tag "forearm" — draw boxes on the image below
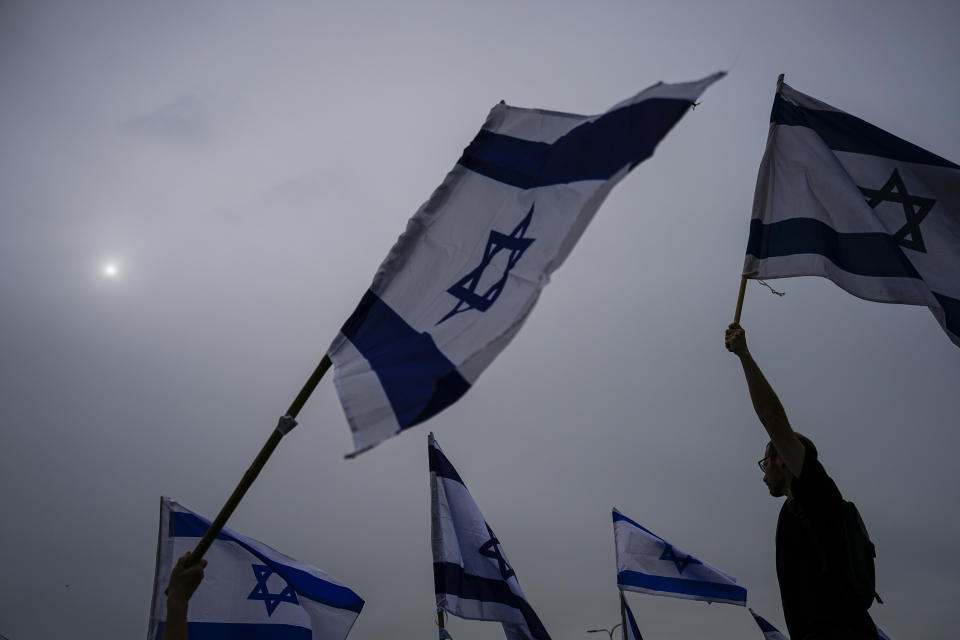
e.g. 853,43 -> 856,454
162,598 -> 189,640
738,352 -> 789,433
725,323 -> 805,474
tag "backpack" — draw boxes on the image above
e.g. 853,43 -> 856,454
788,498 -> 882,610
840,500 -> 882,610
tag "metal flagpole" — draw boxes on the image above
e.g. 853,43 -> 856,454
187,354 -> 333,564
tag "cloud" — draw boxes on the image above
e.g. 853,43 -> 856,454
121,93 -> 209,145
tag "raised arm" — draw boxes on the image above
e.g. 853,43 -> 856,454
163,551 -> 207,640
725,323 -> 805,476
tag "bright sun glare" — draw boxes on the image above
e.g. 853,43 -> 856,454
102,262 -> 119,278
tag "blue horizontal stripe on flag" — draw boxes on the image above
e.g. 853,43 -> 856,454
429,445 -> 465,486
617,570 -> 747,603
612,510 -> 663,542
156,622 -> 311,639
771,94 -> 959,170
746,218 -> 922,279
340,290 -> 470,431
458,97 -> 694,189
434,562 -> 551,640
933,292 -> 960,338
170,511 -> 232,541
169,511 -> 364,614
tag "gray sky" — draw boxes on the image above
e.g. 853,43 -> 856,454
1,1 -> 958,638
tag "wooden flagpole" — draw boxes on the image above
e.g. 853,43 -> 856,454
187,354 -> 333,564
733,274 -> 747,323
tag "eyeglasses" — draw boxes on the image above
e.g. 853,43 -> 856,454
758,455 -> 773,473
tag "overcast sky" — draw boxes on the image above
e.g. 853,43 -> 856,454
1,1 -> 958,639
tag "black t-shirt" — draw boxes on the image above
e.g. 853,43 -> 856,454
776,450 -> 878,639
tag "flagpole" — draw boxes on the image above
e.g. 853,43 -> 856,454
734,74 -> 784,326
187,354 -> 333,564
733,274 -> 747,323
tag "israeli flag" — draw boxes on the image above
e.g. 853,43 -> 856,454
745,80 -> 960,348
147,497 -> 364,640
748,608 -> 788,640
612,508 -> 746,605
622,596 -> 644,640
749,607 -> 892,640
430,434 -> 552,640
328,73 -> 725,456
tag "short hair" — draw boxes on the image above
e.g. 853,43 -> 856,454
768,433 -> 818,461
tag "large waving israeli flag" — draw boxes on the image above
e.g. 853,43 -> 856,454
147,497 -> 364,640
328,73 -> 725,456
430,434 -> 552,640
745,80 -> 960,348
748,608 -> 788,640
612,508 -> 746,605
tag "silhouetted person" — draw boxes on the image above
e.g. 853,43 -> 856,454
725,323 -> 878,639
163,551 -> 207,640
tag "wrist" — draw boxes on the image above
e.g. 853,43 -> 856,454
166,593 -> 190,610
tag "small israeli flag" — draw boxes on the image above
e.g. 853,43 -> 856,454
745,80 -> 960,348
147,497 -> 364,640
430,434 -> 552,640
328,73 -> 725,456
749,606 -> 890,639
612,508 -> 746,605
748,608 -> 788,640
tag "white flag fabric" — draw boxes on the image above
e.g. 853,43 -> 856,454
745,80 -> 960,348
430,434 -> 552,640
328,73 -> 725,456
749,608 -> 788,640
612,508 -> 746,605
147,497 -> 364,640
621,595 -> 644,640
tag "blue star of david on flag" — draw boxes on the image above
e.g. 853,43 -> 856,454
437,204 -> 535,324
478,522 -> 516,581
248,564 -> 300,616
659,543 -> 702,574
